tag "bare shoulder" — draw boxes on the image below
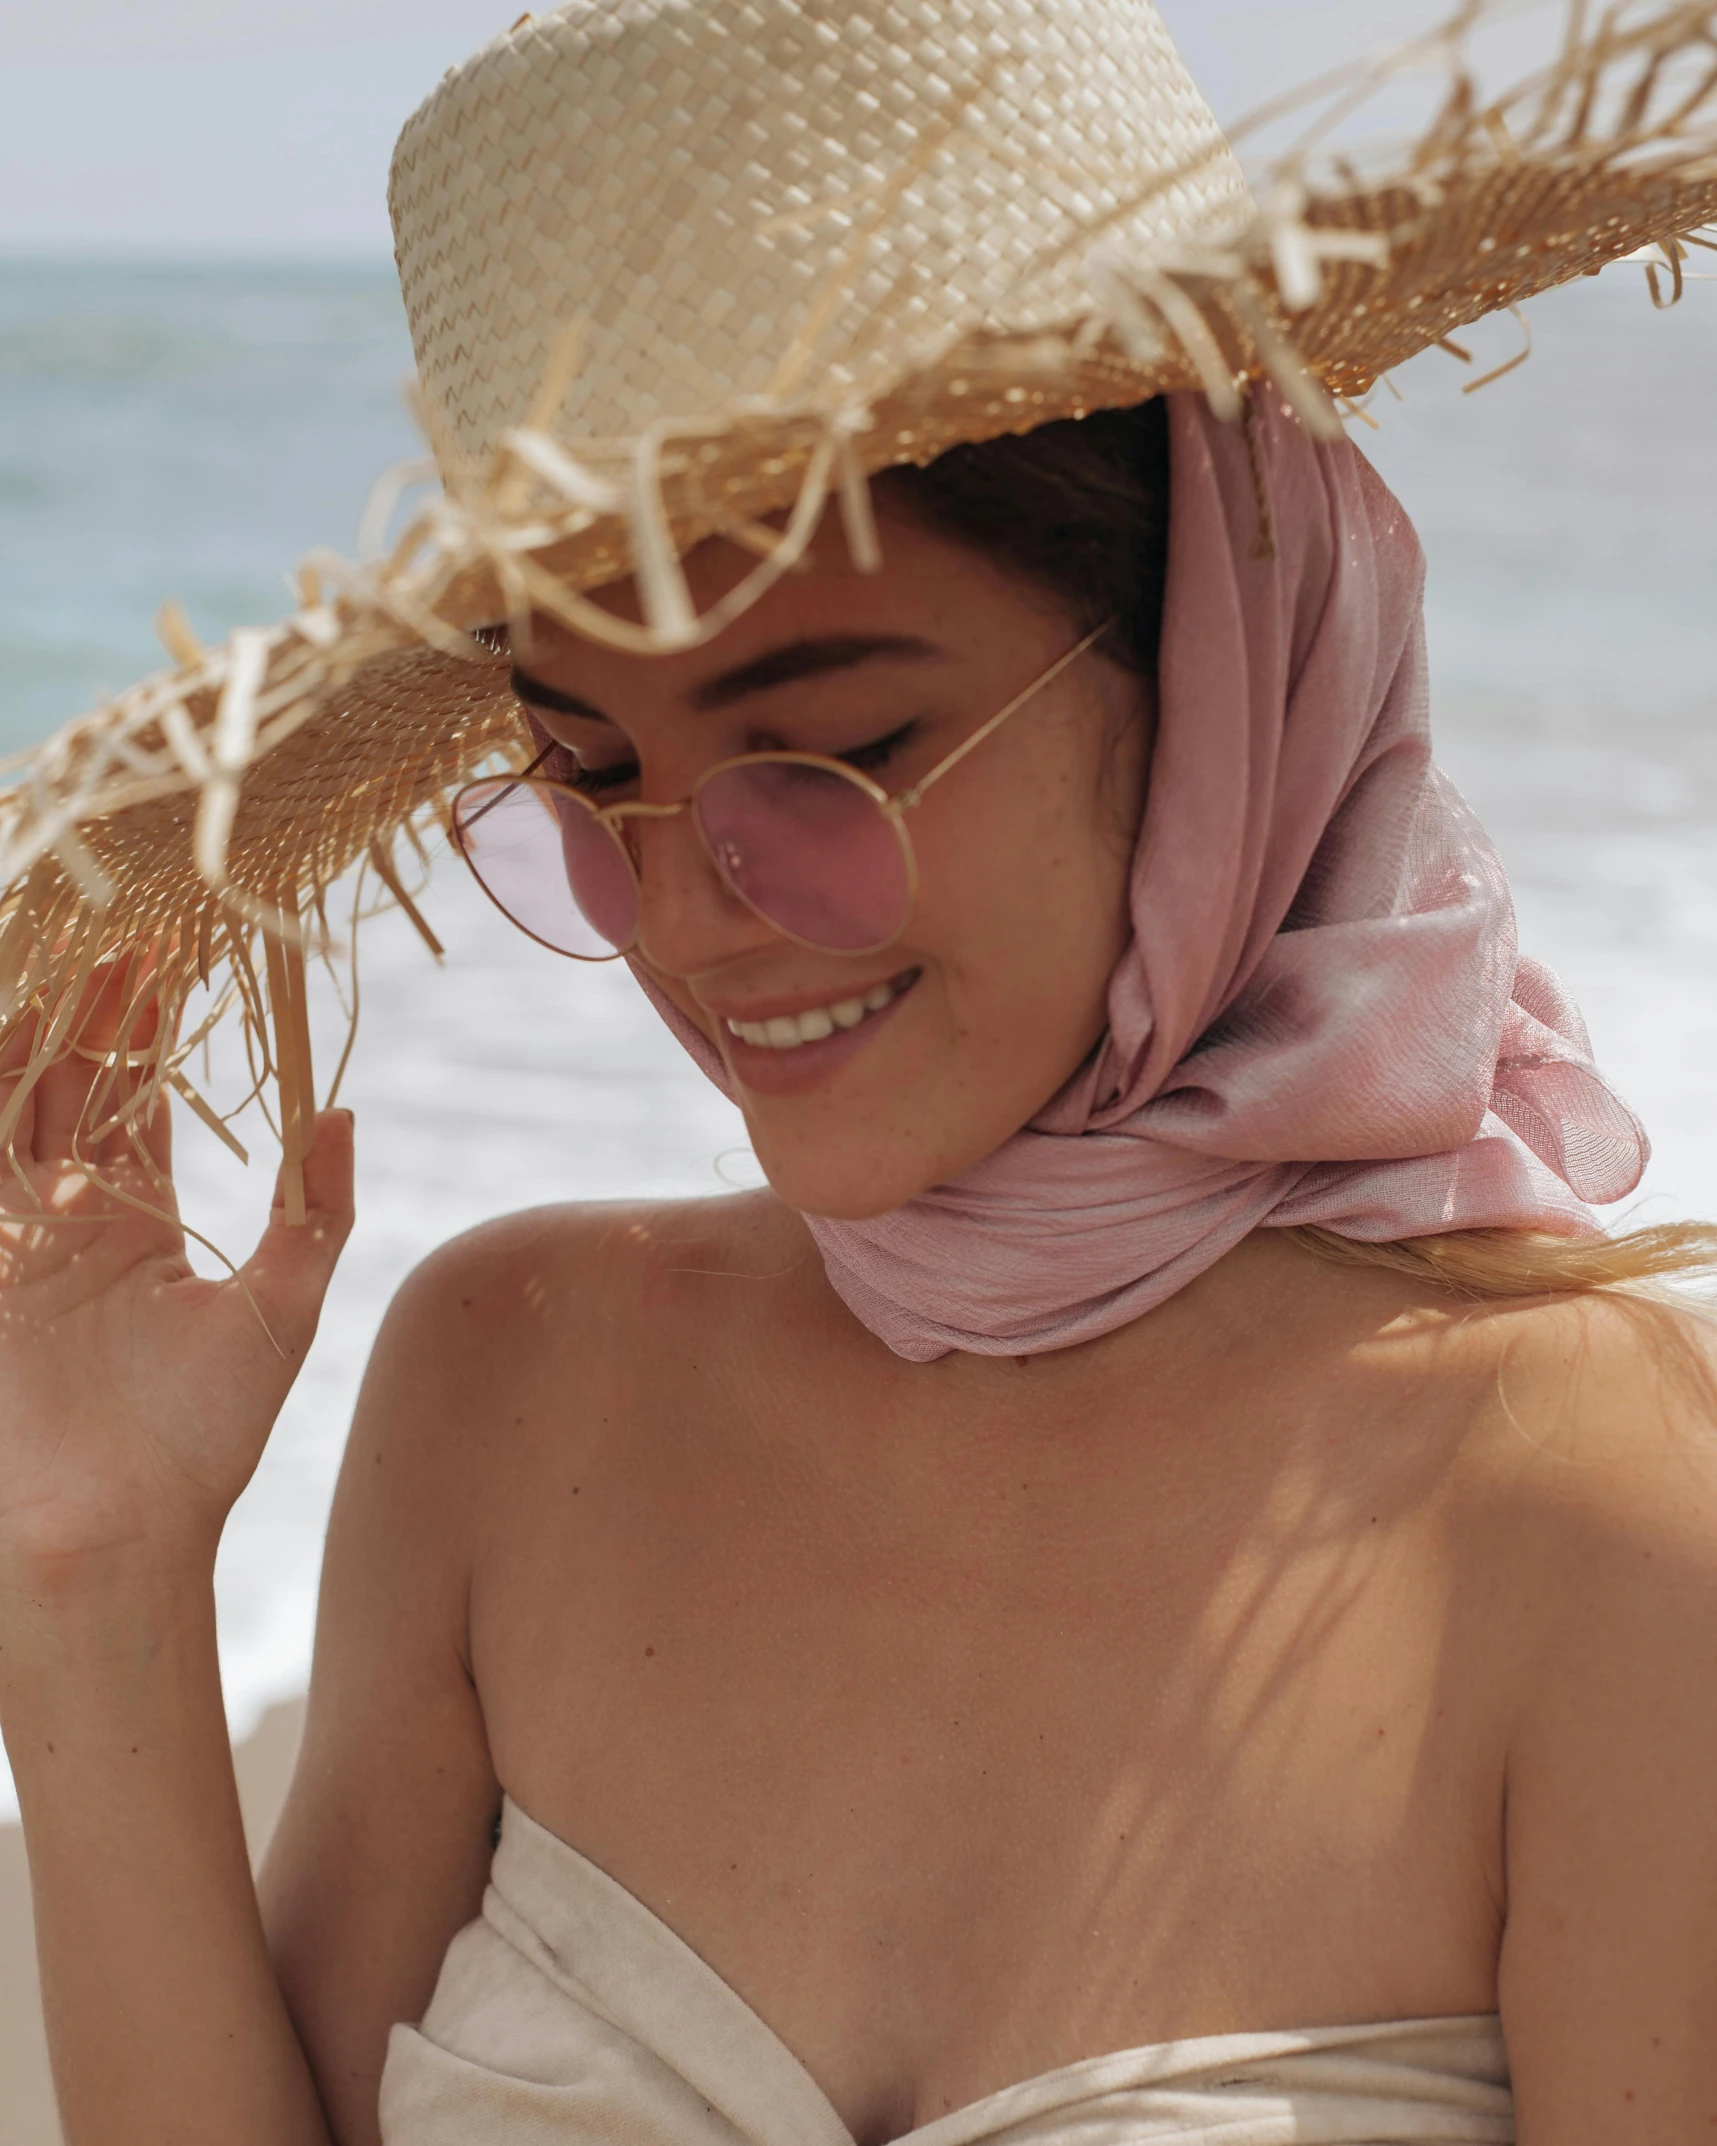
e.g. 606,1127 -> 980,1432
1294,1270 -> 1717,2131
400,1184 -> 814,1322
377,1187 -> 818,1415
325,1183 -> 822,1620
1441,1289 -> 1717,2139
1448,1285 -> 1717,1564
1434,1286 -> 1717,1710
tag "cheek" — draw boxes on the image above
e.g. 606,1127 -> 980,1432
728,728 -> 1142,1218
911,734 -> 1137,1046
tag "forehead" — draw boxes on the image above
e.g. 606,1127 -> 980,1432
513,488 -> 1030,703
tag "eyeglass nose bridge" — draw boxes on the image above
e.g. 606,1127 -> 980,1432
591,789 -> 748,934
589,793 -> 690,866
601,799 -> 688,824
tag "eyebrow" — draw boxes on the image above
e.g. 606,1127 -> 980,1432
510,634 -> 942,726
510,669 -> 611,723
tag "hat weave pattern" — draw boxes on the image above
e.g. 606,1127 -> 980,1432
389,0 -> 1251,489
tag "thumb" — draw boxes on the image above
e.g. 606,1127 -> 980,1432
238,1110 -> 357,1359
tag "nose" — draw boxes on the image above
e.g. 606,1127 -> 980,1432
628,803 -> 772,975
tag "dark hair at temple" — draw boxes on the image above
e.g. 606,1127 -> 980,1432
880,397 -> 1170,685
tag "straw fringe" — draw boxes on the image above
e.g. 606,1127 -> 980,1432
1,0 -> 1713,1223
367,836 -> 445,961
263,927 -> 314,1227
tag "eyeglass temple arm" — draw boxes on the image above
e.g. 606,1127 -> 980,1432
480,621 -> 1115,828
892,620 -> 1117,812
456,740 -> 561,835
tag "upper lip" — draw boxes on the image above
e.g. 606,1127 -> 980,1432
698,969 -> 917,1027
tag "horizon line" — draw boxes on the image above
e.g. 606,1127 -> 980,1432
0,242 -> 398,271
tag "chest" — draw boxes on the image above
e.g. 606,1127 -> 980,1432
467,1370 -> 1508,2140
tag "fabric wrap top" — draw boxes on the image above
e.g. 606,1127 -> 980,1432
379,1797 -> 1515,2145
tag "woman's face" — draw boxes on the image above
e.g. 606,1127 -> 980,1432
511,498 -> 1150,1219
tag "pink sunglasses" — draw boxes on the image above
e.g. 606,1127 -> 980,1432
451,622 -> 1111,961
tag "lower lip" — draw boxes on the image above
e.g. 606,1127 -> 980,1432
718,978 -> 916,1098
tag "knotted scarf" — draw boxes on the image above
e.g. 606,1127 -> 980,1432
636,391 -> 1647,1361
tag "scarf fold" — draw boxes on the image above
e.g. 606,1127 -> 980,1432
636,391 -> 1647,1362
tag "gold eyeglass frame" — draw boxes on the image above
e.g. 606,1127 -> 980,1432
452,619 -> 1113,962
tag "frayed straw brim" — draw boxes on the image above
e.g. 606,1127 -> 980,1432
2,0 -> 1715,1225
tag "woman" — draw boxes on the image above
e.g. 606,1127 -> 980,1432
3,3 -> 1716,2142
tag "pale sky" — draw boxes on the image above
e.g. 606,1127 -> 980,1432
0,0 -> 1479,256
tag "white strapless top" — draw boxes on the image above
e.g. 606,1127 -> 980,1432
379,1796 -> 1514,2145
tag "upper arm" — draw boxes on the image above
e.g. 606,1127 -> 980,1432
1496,1309 -> 1717,2141
256,1224 -> 527,2146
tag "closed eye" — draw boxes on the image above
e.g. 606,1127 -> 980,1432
522,720 -> 638,796
836,719 -> 921,776
532,719 -> 922,794
559,755 -> 640,797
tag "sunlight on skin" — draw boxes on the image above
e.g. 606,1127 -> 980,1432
46,1173 -> 92,1215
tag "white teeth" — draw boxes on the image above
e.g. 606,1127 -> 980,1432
725,974 -> 914,1052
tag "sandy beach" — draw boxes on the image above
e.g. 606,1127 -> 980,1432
0,1698 -> 306,2146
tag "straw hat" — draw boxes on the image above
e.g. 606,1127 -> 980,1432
3,0 -> 1714,1219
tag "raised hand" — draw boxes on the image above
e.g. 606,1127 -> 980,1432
0,963 -> 354,1587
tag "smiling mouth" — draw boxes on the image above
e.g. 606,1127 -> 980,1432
723,969 -> 920,1052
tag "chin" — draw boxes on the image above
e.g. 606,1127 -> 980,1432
745,1106 -> 1009,1220
740,1133 -> 933,1222
758,1164 -> 919,1224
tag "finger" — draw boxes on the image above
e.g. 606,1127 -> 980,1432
35,959 -> 163,1163
114,977 -> 184,1183
0,1003 -> 44,1169
26,1047 -> 102,1164
135,1078 -> 175,1184
0,1000 -> 42,1078
237,1110 -> 357,1362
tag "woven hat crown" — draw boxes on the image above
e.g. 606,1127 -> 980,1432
389,0 -> 1251,494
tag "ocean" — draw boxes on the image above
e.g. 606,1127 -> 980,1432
0,258 -> 1713,1814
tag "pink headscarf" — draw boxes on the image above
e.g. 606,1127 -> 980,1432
638,391 -> 1648,1362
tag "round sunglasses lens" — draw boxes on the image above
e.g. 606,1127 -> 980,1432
695,760 -> 911,952
453,778 -> 637,958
